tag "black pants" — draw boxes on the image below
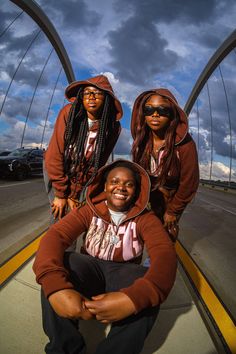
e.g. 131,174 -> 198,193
41,252 -> 159,354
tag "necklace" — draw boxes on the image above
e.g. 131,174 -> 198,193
110,233 -> 120,245
107,208 -> 126,245
106,226 -> 120,245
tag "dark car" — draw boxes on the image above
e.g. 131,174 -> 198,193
0,147 -> 44,180
0,150 -> 11,156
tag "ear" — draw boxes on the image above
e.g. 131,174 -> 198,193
104,183 -> 107,192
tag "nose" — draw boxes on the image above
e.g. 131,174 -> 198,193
116,183 -> 126,191
88,92 -> 96,98
152,110 -> 160,117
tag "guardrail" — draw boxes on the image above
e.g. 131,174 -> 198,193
200,179 -> 236,191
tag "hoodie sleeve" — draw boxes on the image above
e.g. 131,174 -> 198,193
120,212 -> 177,312
166,138 -> 199,216
44,104 -> 72,198
32,205 -> 92,297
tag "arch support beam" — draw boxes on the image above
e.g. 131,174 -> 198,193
185,30 -> 236,115
10,0 -> 75,83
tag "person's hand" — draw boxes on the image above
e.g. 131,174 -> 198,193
163,212 -> 179,239
51,197 -> 67,220
163,212 -> 177,228
48,289 -> 93,320
67,198 -> 79,211
84,292 -> 136,323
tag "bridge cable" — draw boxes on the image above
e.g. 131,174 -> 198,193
0,29 -> 41,117
218,65 -> 233,184
0,11 -> 24,39
20,47 -> 54,147
206,82 -> 214,181
40,67 -> 63,148
196,98 -> 200,156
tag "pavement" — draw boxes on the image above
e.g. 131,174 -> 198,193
0,259 -> 218,354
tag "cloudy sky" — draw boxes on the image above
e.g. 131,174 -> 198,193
0,0 -> 236,181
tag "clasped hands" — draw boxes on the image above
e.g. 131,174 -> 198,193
48,289 -> 136,324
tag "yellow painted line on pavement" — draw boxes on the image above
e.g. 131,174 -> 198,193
0,233 -> 45,287
176,240 -> 236,353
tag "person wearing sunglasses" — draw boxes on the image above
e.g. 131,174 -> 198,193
131,88 -> 199,243
44,75 -> 123,220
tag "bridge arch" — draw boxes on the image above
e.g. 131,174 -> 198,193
10,0 -> 75,83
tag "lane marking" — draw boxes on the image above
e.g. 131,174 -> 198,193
176,240 -> 236,353
197,196 -> 236,216
0,181 -> 31,188
0,233 -> 45,287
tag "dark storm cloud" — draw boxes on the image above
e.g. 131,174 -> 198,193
197,133 -> 209,163
200,79 -> 236,134
195,32 -> 223,49
1,94 -> 52,125
107,0 -> 220,85
113,0 -> 220,24
0,29 -> 42,54
3,61 -> 49,87
0,5 -> 20,34
213,133 -> 236,158
107,17 -> 179,85
37,0 -> 101,29
108,0 -> 235,85
194,77 -> 236,160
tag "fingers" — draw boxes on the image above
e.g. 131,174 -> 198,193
58,206 -> 64,219
91,294 -> 106,300
95,316 -> 111,323
51,203 -> 66,219
51,204 -> 59,219
51,205 -> 62,219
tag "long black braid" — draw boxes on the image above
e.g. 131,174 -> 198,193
83,94 -> 115,187
63,88 -> 116,196
64,87 -> 87,175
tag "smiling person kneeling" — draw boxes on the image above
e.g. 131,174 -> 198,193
33,160 -> 177,354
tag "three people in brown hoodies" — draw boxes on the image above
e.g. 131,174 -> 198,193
39,77 -> 198,353
44,75 -> 123,220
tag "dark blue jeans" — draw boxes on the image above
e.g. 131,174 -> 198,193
41,252 -> 159,354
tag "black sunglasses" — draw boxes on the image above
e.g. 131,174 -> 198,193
143,105 -> 173,118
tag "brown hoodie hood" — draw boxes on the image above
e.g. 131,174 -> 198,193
85,159 -> 151,222
65,74 -> 123,121
131,88 -> 188,144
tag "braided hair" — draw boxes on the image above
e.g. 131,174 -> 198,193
64,87 -> 116,194
132,93 -> 179,188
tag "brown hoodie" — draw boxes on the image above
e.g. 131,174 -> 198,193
33,160 -> 177,313
131,88 -> 199,218
44,75 -> 123,199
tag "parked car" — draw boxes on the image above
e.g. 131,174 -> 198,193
0,150 -> 11,156
0,147 -> 44,180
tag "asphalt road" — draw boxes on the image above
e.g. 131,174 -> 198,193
0,176 -> 50,263
179,185 -> 236,322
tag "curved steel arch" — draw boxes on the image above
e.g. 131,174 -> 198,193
10,0 -> 75,83
184,29 -> 236,115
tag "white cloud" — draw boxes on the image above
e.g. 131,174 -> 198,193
200,161 -> 235,181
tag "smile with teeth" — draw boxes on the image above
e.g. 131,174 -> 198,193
113,193 -> 127,200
